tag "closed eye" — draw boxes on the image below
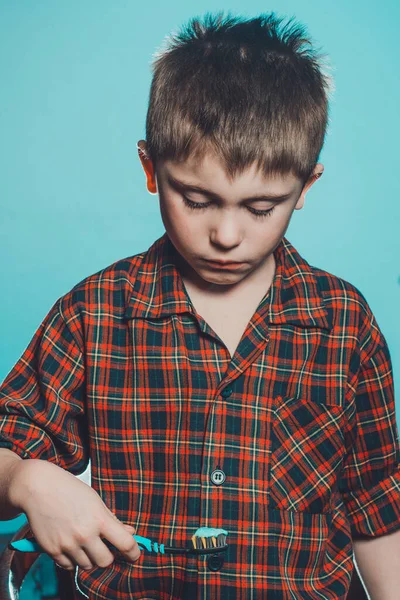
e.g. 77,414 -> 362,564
182,196 -> 276,219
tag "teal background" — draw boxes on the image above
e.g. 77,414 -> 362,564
0,1 -> 399,596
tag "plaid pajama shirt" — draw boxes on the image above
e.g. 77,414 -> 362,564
1,231 -> 400,599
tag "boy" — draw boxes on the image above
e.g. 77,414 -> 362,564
1,10 -> 400,600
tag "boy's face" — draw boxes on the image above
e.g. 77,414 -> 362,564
137,140 -> 323,293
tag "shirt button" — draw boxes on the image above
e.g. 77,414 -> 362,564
220,386 -> 233,398
210,469 -> 226,485
207,553 -> 224,571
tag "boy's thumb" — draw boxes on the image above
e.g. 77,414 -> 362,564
123,524 -> 136,533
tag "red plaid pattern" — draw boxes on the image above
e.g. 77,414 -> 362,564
1,232 -> 400,599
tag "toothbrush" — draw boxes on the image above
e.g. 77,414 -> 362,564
9,526 -> 229,556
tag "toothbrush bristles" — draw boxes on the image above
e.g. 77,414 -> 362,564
190,527 -> 228,552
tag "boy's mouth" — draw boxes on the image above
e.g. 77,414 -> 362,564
206,259 -> 243,265
204,259 -> 245,269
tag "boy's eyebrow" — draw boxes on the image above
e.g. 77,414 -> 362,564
166,174 -> 293,203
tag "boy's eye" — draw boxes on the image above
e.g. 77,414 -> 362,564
182,196 -> 276,219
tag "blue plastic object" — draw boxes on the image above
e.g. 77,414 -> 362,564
9,534 -> 165,554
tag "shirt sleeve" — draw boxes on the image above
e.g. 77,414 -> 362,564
0,297 -> 89,475
339,292 -> 400,539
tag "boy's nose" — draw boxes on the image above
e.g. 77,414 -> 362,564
210,227 -> 243,249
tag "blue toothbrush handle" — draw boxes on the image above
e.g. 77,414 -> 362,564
9,534 -> 164,554
9,537 -> 41,553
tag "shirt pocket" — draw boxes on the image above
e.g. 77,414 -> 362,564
268,395 -> 346,514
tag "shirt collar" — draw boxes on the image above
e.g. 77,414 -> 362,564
123,232 -> 332,331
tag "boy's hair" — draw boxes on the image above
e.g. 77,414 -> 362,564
145,11 -> 334,186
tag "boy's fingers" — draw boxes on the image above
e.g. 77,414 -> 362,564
103,520 -> 141,562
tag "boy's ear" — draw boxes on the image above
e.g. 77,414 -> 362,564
137,139 -> 158,195
294,163 -> 324,210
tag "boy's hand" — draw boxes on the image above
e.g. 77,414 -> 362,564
8,458 -> 141,571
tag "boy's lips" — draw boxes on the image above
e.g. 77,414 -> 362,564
205,259 -> 243,265
204,259 -> 245,270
